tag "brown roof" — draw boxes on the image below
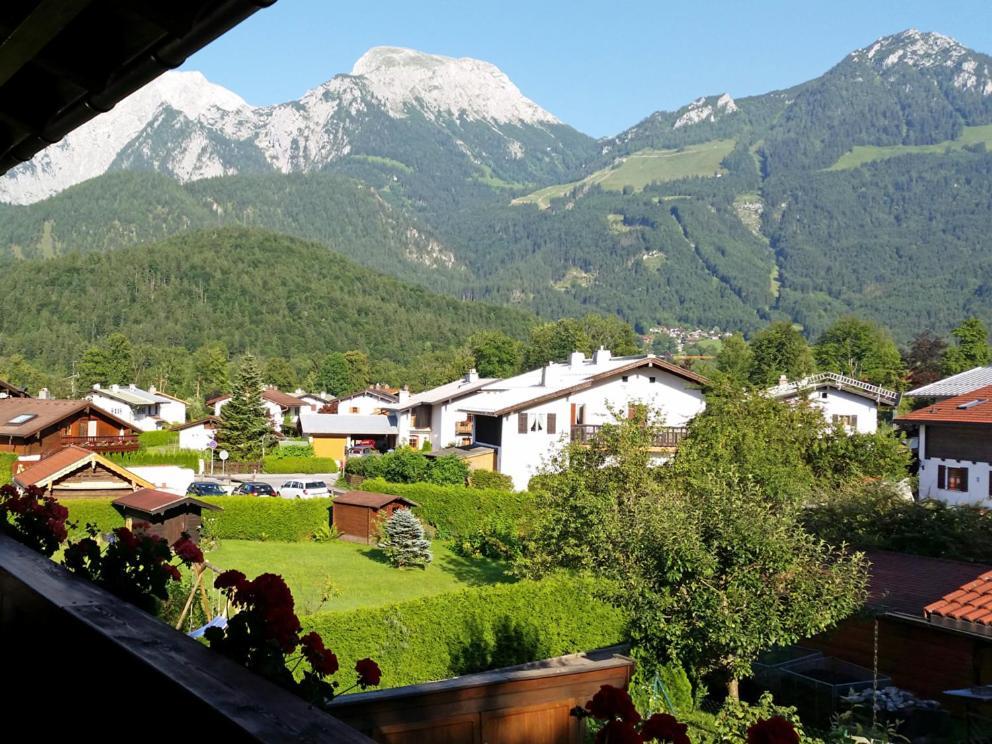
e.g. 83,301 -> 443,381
0,379 -> 30,398
207,389 -> 307,409
14,446 -> 153,489
866,550 -> 992,616
0,398 -> 133,439
334,491 -> 418,509
896,385 -> 992,425
112,488 -> 221,515
175,416 -> 219,431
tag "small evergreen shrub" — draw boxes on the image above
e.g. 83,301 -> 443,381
468,469 -> 514,491
138,429 -> 179,448
379,509 -> 433,568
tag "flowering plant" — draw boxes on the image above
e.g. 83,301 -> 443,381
0,483 -> 69,556
63,525 -> 200,613
206,570 -> 380,708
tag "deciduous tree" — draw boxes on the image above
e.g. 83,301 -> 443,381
814,316 -> 904,387
942,317 -> 991,375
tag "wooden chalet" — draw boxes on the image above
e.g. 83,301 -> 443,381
13,445 -> 152,499
112,488 -> 221,545
0,398 -> 139,455
332,491 -> 418,544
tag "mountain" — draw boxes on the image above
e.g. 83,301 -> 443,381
0,48 -> 596,205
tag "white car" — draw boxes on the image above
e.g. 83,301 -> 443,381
278,479 -> 329,499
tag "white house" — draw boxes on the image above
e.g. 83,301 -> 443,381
391,370 -> 496,449
208,387 -> 307,433
897,385 -> 992,505
176,416 -> 219,451
456,350 -> 708,490
766,372 -> 899,434
86,384 -> 187,432
330,387 -> 398,416
293,389 -> 332,412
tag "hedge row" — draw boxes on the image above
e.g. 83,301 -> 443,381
0,453 -> 15,485
262,456 -> 338,474
138,430 -> 179,448
200,496 -> 331,541
64,498 -> 123,537
303,575 -> 626,689
360,478 -> 535,539
109,451 -> 203,469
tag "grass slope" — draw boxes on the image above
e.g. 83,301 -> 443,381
827,124 -> 992,170
206,539 -> 513,614
513,139 -> 735,208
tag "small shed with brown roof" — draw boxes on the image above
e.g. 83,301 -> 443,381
332,491 -> 418,545
14,445 -> 153,499
112,488 -> 221,545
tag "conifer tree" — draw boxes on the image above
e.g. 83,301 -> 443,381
217,354 -> 276,461
379,509 -> 432,568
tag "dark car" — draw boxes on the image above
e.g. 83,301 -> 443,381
186,481 -> 228,496
231,482 -> 276,497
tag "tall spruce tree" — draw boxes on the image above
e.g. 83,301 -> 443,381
379,509 -> 433,568
217,354 -> 276,461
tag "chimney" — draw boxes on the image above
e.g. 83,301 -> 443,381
320,391 -> 327,400
778,374 -> 788,386
568,351 -> 585,369
129,384 -> 137,390
93,383 -> 101,390
37,387 -> 50,400
541,363 -> 559,387
148,385 -> 157,395
294,388 -> 305,396
592,347 -> 612,365
464,368 -> 479,383
110,384 -> 119,392
398,386 -> 410,404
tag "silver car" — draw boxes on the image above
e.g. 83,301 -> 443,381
278,479 -> 329,499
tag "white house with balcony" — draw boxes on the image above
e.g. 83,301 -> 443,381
456,349 -> 708,490
207,387 -> 307,433
766,372 -> 899,434
86,384 -> 187,432
330,387 -> 398,416
390,370 -> 497,450
896,385 -> 992,505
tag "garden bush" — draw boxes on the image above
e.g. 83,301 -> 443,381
109,450 -> 203,470
0,453 -> 15,485
200,496 -> 331,542
468,469 -> 514,491
360,477 -> 535,539
345,449 -> 469,485
267,443 -> 315,459
138,430 -> 179,448
262,456 -> 338,474
301,574 -> 626,688
452,514 -> 525,561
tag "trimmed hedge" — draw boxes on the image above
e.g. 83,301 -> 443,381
359,478 -> 535,539
109,451 -> 202,469
468,469 -> 514,491
0,453 -> 15,485
262,456 -> 338,474
302,575 -> 626,688
65,498 -> 123,537
138,430 -> 179,448
201,496 -> 331,542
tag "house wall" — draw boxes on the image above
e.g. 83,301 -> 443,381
179,424 -> 215,451
333,502 -> 373,544
87,391 -> 136,426
804,389 -> 879,433
918,424 -> 992,505
158,399 -> 186,426
312,435 -> 347,462
337,394 -> 391,416
1,411 -> 131,455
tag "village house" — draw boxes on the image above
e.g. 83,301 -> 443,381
0,398 -> 139,456
86,383 -> 187,431
766,372 -> 899,434
176,416 -> 219,451
896,385 -> 992,504
292,389 -> 332,411
298,412 -> 398,463
208,387 -> 307,433
13,445 -> 154,498
326,387 -> 398,415
390,369 -> 496,449
457,349 -> 708,490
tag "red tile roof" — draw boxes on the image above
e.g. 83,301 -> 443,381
924,570 -> 992,625
865,550 -> 992,616
334,491 -> 418,509
207,389 -> 306,409
896,384 -> 992,425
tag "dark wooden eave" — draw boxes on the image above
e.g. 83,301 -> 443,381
0,0 -> 275,175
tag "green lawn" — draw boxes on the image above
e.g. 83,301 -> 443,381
827,123 -> 992,170
205,539 -> 514,614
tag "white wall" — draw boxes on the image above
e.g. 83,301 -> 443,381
803,389 -> 878,434
179,423 -> 216,451
87,392 -> 136,427
129,466 -> 196,495
917,425 -> 992,505
337,394 -> 391,416
158,399 -> 186,426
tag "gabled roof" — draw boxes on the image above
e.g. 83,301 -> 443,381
458,354 -> 707,417
766,372 -> 899,407
90,384 -> 172,406
906,367 -> 992,398
112,488 -> 221,515
299,413 -> 397,436
895,385 -> 992,425
391,375 -> 497,411
335,388 -> 399,405
175,416 -> 219,431
0,379 -> 30,398
14,445 -> 153,489
0,398 -> 134,438
208,389 -> 307,409
333,491 -> 418,509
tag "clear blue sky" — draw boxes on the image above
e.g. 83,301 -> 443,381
184,0 -> 992,138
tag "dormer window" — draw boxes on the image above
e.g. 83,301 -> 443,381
7,413 -> 36,425
957,399 -> 986,409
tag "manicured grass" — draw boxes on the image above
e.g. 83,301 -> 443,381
205,539 -> 514,615
512,139 -> 736,208
828,123 -> 992,170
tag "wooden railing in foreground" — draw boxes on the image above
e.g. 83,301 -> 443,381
0,532 -> 371,742
329,645 -> 634,744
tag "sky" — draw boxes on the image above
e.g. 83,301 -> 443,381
184,0 -> 992,138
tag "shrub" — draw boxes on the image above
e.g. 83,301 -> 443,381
138,430 -> 179,448
262,456 -> 338,474
468,469 -> 514,491
379,509 -> 432,568
808,425 -> 910,485
360,478 -> 535,539
0,453 -> 16,485
200,496 -> 331,542
453,514 -> 525,561
109,450 -> 203,470
65,498 -> 123,538
267,444 -> 315,459
428,455 -> 471,485
300,574 -> 626,688
345,448 -> 469,485
712,692 -> 817,743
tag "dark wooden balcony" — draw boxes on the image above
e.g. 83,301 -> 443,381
60,434 -> 140,453
570,424 -> 689,449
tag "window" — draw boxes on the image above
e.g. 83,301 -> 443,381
832,414 -> 858,428
820,392 -> 829,399
349,406 -> 359,414
938,465 -> 969,492
621,375 -> 629,382
649,376 -> 657,384
519,412 -> 553,434
6,413 -> 36,425
529,414 -> 545,433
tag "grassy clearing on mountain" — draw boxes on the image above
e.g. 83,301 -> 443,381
512,139 -> 735,208
827,124 -> 992,170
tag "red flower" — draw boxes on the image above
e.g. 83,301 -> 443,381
172,534 -> 204,565
355,658 -> 382,688
164,564 -> 182,581
299,632 -> 340,676
596,719 -> 644,744
747,716 -> 799,744
641,713 -> 690,744
115,527 -> 139,550
586,685 -> 641,724
215,569 -> 248,593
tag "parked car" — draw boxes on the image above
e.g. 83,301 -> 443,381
279,479 -> 329,499
347,445 -> 375,457
231,482 -> 276,497
186,481 -> 228,496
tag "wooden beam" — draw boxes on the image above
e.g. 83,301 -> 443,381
0,0 -> 95,89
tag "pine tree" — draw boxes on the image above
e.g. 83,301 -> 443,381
217,354 -> 276,461
379,509 -> 432,568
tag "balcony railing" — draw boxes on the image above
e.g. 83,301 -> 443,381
570,424 -> 689,449
61,434 -> 140,453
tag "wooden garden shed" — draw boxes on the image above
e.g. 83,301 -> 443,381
332,491 -> 418,545
112,488 -> 221,545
